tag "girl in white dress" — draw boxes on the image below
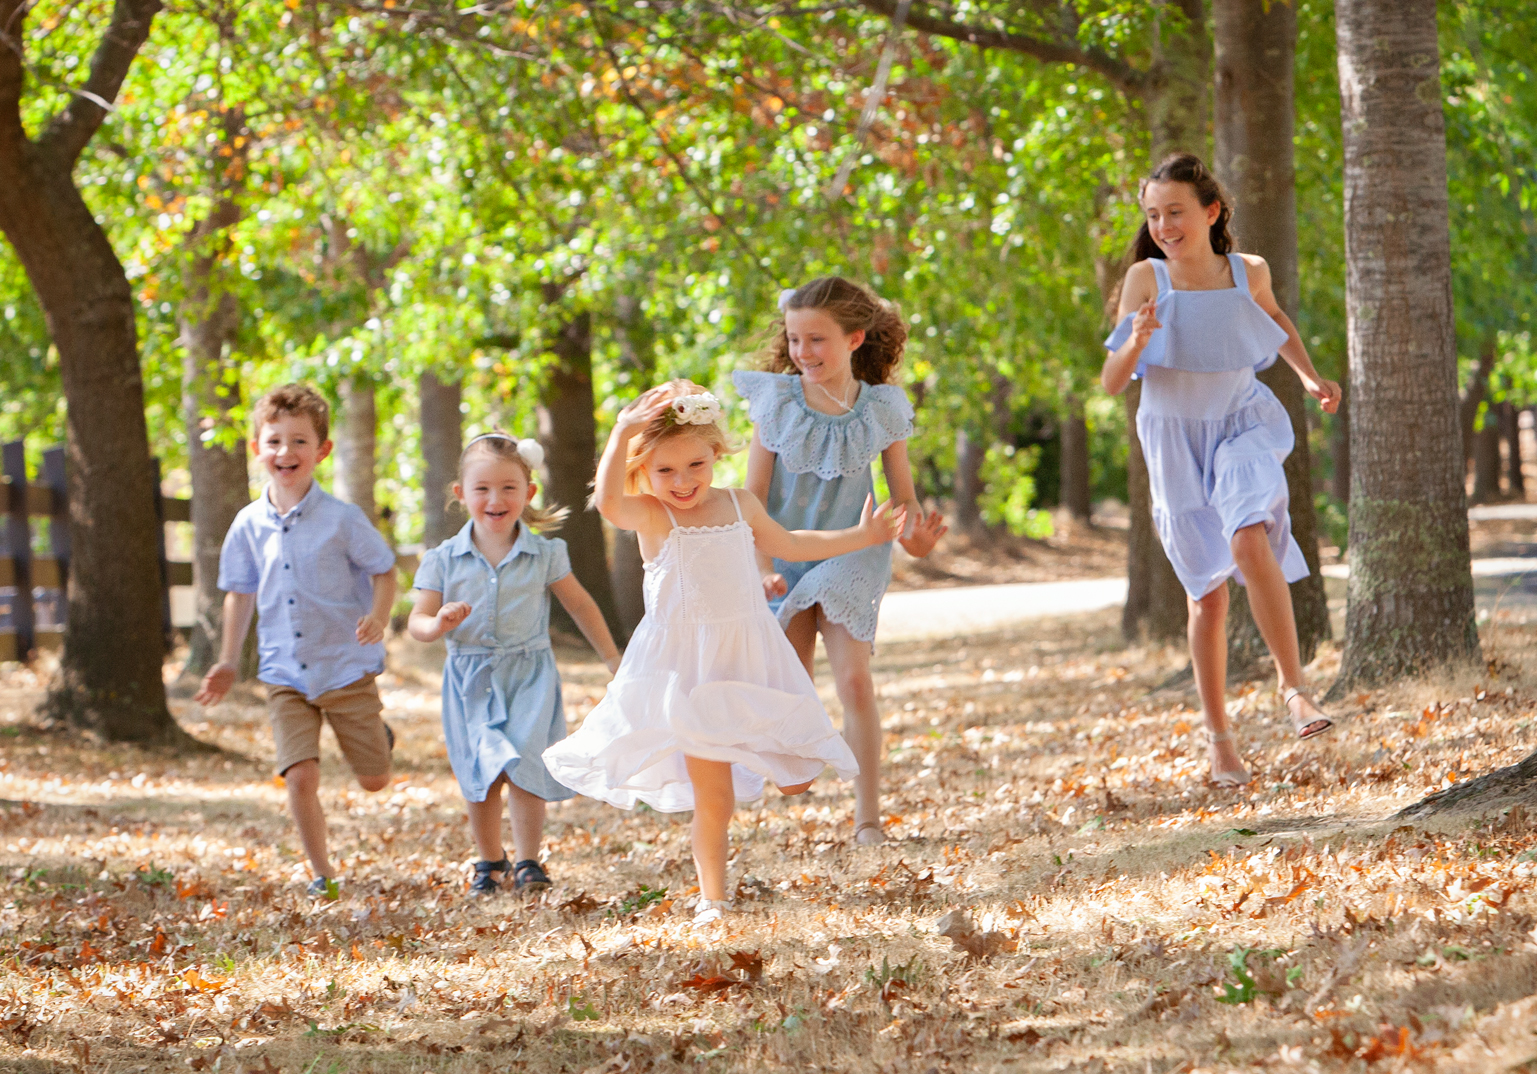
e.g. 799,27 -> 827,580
543,380 -> 903,923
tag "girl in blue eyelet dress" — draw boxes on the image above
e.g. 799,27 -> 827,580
735,276 -> 947,846
1102,153 -> 1342,787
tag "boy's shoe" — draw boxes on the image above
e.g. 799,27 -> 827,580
512,859 -> 550,893
470,858 -> 511,896
307,876 -> 340,901
384,722 -> 395,752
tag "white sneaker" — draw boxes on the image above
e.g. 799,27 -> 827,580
693,899 -> 733,926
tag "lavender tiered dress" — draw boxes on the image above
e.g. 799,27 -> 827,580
1104,253 -> 1309,599
732,371 -> 914,642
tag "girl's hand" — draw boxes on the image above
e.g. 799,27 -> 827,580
1303,374 -> 1342,414
437,601 -> 472,631
857,495 -> 906,547
1130,299 -> 1162,348
615,386 -> 673,433
762,572 -> 788,601
604,654 -> 621,675
899,506 -> 948,558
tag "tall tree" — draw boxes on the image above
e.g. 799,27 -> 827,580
419,369 -> 463,548
1212,0 -> 1329,669
857,0 -> 1211,639
1331,0 -> 1477,688
0,0 -> 185,742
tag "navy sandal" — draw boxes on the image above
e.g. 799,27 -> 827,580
512,859 -> 550,893
470,857 -> 510,896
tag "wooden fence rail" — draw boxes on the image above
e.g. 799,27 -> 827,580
1,440 -> 192,662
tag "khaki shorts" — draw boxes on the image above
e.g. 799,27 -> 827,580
266,674 -> 391,780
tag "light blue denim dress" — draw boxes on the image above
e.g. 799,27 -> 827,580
413,521 -> 576,803
733,370 -> 914,642
1104,254 -> 1309,599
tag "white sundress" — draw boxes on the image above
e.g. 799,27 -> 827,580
542,490 -> 859,811
1104,253 -> 1309,599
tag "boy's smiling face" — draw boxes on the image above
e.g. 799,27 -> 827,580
252,412 -> 331,499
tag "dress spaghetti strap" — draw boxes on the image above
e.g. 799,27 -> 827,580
661,503 -> 680,528
727,488 -> 744,523
1150,259 -> 1172,295
1226,252 -> 1249,290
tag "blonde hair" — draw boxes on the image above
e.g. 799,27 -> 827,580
624,380 -> 736,495
451,432 -> 568,532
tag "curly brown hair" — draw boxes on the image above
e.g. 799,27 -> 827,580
766,276 -> 908,385
252,383 -> 331,442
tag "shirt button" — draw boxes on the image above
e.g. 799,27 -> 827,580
284,564 -> 290,569
288,598 -> 295,605
295,632 -> 302,638
300,663 -> 308,670
283,527 -> 289,533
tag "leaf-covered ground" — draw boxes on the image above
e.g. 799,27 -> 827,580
3,612 -> 1537,1073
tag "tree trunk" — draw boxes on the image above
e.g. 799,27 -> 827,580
1059,397 -> 1092,522
1472,416 -> 1502,504
953,429 -> 987,536
1121,6 -> 1209,641
0,0 -> 184,742
1331,0 -> 1478,689
334,376 -> 378,527
1213,0 -> 1329,670
1460,334 -> 1498,467
610,293 -> 654,641
419,369 -> 462,548
1331,386 -> 1351,504
1503,401 -> 1524,498
180,270 -> 248,676
1123,379 -> 1190,641
536,304 -> 621,638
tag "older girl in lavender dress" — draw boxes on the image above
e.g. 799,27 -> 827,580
408,434 -> 620,896
735,277 -> 947,845
1102,154 -> 1341,786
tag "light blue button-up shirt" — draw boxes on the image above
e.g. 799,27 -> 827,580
412,521 -> 571,651
218,481 -> 396,700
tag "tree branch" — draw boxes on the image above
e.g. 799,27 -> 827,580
0,0 -> 29,153
37,0 -> 163,170
854,0 -> 1143,97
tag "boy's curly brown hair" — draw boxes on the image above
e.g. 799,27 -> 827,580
251,383 -> 330,442
766,276 -> 908,386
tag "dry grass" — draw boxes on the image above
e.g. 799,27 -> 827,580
3,612 -> 1537,1073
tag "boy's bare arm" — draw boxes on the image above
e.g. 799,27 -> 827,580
357,570 -> 397,645
194,591 -> 257,705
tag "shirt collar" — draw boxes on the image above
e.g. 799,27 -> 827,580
446,519 -> 536,567
264,479 -> 323,521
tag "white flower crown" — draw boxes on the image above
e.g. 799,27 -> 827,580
671,392 -> 724,426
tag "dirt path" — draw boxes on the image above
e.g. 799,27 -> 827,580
1,612 -> 1536,1072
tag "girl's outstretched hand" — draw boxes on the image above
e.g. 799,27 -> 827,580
436,601 -> 472,632
857,495 -> 907,546
1131,298 -> 1162,348
762,572 -> 788,601
899,506 -> 948,558
1302,374 -> 1342,414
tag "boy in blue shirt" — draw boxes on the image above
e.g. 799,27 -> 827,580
196,384 -> 398,898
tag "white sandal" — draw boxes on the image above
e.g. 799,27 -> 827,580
1206,729 -> 1251,787
1283,687 -> 1334,740
693,898 -> 733,926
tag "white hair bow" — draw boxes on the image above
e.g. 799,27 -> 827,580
466,432 -> 545,469
777,288 -> 797,312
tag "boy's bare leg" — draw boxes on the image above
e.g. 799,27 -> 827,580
820,616 -> 885,843
684,756 -> 735,901
507,783 -> 547,864
466,776 -> 509,877
283,760 -> 334,878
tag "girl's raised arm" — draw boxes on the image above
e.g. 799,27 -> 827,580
738,489 -> 905,562
592,389 -> 673,534
1102,260 -> 1160,396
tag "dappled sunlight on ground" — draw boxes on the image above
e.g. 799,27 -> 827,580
2,614 -> 1537,1072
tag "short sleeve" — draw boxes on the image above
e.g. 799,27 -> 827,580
413,546 -> 446,593
1104,313 -> 1135,352
544,537 -> 572,585
345,505 -> 397,575
216,512 -> 259,593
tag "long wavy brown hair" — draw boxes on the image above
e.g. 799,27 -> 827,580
765,276 -> 908,386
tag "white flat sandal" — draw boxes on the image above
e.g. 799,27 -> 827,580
1283,687 -> 1334,740
1206,729 -> 1251,787
693,899 -> 733,926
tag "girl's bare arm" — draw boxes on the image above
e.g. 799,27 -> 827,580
1245,255 -> 1341,413
550,573 -> 621,672
880,439 -> 947,557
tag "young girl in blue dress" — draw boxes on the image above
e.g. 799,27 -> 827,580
1102,153 -> 1341,786
408,433 -> 620,894
734,278 -> 947,845
544,380 -> 900,924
